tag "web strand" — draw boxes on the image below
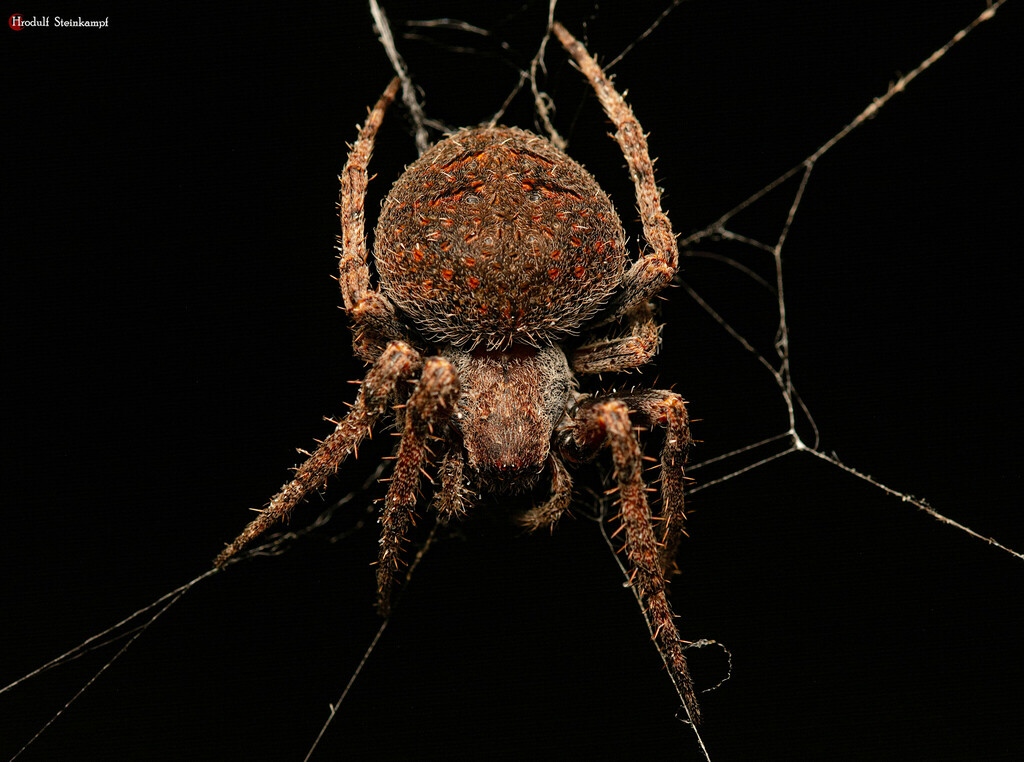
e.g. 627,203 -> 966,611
6,575 -> 207,761
673,0 -> 1019,563
301,523 -> 441,761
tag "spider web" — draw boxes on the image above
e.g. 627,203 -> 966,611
4,1 -> 1019,760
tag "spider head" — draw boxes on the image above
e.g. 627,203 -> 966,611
374,126 -> 628,350
444,343 -> 573,491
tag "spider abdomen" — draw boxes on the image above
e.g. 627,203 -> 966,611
374,126 -> 627,349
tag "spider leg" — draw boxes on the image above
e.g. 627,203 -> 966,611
431,447 -> 470,524
338,76 -> 410,360
571,302 -> 661,375
566,397 -> 700,723
553,23 -> 679,324
518,454 -> 573,532
377,356 -> 460,615
214,341 -> 422,568
594,390 -> 692,573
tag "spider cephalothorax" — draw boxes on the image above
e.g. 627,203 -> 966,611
215,23 -> 700,722
444,343 -> 572,491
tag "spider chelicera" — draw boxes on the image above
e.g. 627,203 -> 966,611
215,23 -> 699,722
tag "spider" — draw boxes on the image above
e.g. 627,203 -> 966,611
215,23 -> 699,722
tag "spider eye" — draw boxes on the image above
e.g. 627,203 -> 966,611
527,191 -> 542,202
464,193 -> 481,205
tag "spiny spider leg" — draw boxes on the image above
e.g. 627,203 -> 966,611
518,454 -> 574,532
432,448 -> 469,524
377,356 -> 459,615
568,397 -> 699,723
338,76 -> 409,360
214,341 -> 422,567
601,389 -> 693,572
571,302 -> 662,375
553,23 -> 679,324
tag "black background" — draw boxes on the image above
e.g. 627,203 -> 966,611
5,1 -> 1021,759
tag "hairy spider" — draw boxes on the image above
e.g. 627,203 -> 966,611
215,23 -> 698,722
